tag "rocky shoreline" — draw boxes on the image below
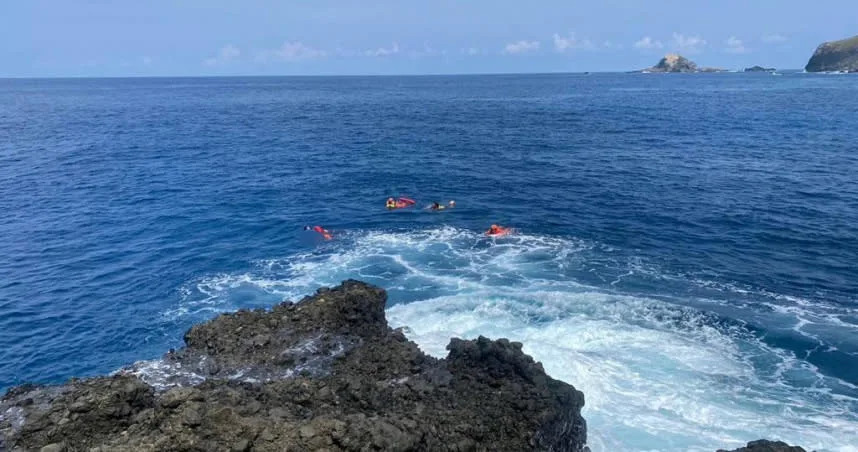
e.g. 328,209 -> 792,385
0,281 -> 810,451
1,281 -> 586,451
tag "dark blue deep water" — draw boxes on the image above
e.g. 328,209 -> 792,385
1,74 -> 857,451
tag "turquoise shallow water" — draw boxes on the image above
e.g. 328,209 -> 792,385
1,73 -> 857,451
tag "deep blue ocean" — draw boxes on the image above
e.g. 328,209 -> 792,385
1,73 -> 857,451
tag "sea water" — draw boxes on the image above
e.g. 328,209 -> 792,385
1,74 -> 857,451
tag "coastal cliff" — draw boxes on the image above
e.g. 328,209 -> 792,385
0,281 -> 587,451
805,34 -> 858,72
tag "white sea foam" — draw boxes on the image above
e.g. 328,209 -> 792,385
122,358 -> 207,391
388,292 -> 858,451
167,227 -> 858,451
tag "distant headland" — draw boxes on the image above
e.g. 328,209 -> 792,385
805,34 -> 858,72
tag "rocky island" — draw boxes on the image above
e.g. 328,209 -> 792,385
744,65 -> 776,73
0,280 -> 811,451
641,53 -> 725,73
805,34 -> 858,72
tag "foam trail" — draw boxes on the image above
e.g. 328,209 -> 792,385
387,292 -> 858,451
167,227 -> 858,452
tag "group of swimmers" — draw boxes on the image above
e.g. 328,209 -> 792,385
385,197 -> 456,211
305,197 -> 512,240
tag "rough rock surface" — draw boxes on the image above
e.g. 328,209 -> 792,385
716,439 -> 807,452
744,65 -> 776,72
642,53 -> 724,73
805,34 -> 858,72
1,280 -> 587,452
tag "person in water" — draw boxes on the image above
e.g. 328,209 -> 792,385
305,225 -> 333,240
486,224 -> 509,236
387,197 -> 416,209
428,200 -> 455,211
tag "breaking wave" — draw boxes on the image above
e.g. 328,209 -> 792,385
167,227 -> 858,452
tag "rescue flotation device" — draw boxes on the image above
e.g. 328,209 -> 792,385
387,197 -> 416,209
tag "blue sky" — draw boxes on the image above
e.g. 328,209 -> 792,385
2,0 -> 856,77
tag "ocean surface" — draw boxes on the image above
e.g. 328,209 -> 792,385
1,73 -> 857,451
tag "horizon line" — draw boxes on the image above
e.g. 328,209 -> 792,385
0,68 -> 807,80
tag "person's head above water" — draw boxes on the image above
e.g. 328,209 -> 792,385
303,226 -> 311,230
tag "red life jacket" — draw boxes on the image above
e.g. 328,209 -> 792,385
312,226 -> 332,240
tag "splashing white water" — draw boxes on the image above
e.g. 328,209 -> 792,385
168,227 -> 858,451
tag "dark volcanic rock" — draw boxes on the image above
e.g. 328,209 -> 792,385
1,280 -> 587,451
744,65 -> 776,72
717,439 -> 807,452
805,34 -> 858,72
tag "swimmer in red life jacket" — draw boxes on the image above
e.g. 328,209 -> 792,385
486,224 -> 511,236
305,225 -> 333,240
386,197 -> 416,209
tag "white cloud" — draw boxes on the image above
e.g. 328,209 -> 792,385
724,36 -> 749,54
503,40 -> 540,55
671,33 -> 706,54
762,34 -> 788,44
274,41 -> 325,60
254,42 -> 326,63
553,33 -> 593,52
461,47 -> 481,55
204,44 -> 241,66
333,47 -> 356,57
365,42 -> 400,57
407,42 -> 447,59
634,36 -> 664,50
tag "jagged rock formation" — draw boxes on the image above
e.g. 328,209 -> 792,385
0,280 -> 587,452
805,34 -> 858,72
717,439 -> 807,452
646,53 -> 697,72
642,54 -> 725,73
744,65 -> 776,72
